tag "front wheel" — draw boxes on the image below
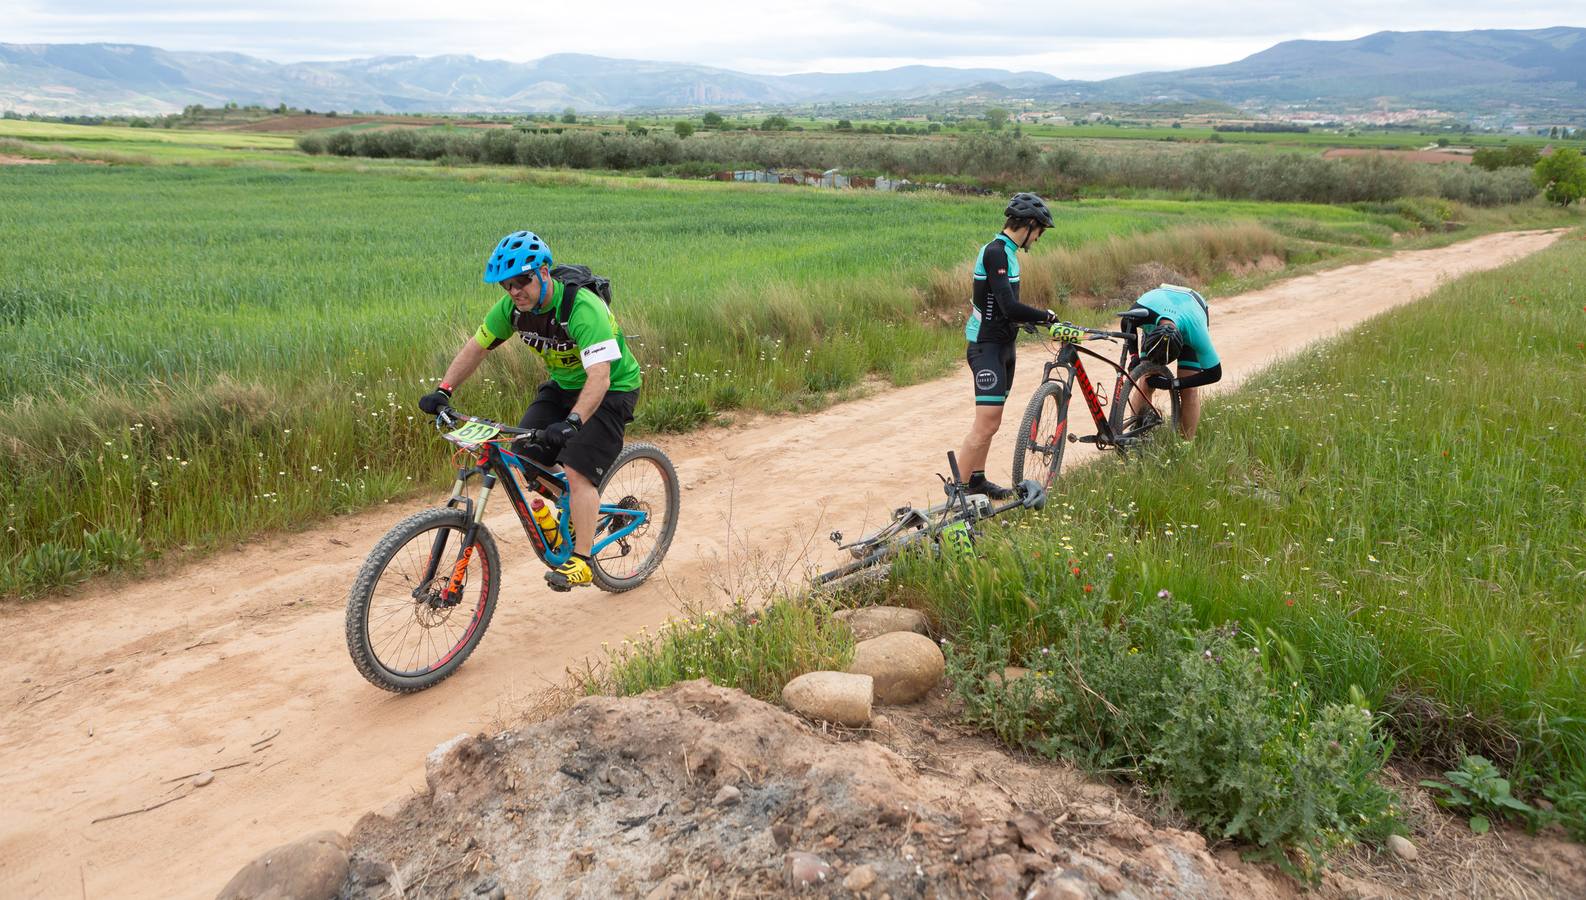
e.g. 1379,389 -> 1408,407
1011,379 -> 1072,489
591,442 -> 680,592
1109,361 -> 1181,446
345,507 -> 500,693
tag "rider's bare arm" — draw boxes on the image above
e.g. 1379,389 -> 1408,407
439,337 -> 491,390
571,361 -> 610,422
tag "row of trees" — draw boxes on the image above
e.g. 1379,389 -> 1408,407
1468,143 -> 1586,205
1473,144 -> 1542,171
296,128 -> 1543,206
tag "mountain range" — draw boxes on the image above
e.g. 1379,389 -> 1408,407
2,27 -> 1583,117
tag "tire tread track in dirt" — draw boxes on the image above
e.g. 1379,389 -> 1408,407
0,228 -> 1565,898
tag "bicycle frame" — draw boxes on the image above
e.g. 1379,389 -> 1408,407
422,418 -> 649,604
816,454 -> 1046,586
1039,334 -> 1143,452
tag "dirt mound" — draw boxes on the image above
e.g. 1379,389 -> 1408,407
337,681 -> 1279,898
1118,262 -> 1193,301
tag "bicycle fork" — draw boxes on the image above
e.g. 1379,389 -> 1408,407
422,468 -> 497,606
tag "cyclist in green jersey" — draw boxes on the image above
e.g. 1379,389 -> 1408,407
419,230 -> 642,591
951,192 -> 1060,499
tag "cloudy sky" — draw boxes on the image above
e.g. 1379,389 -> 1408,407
6,1 -> 1582,78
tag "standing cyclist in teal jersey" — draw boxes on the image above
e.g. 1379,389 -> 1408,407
1126,284 -> 1222,440
418,231 -> 643,591
950,192 -> 1060,499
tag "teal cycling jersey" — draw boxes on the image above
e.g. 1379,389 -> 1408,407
966,233 -> 1049,343
1136,285 -> 1219,369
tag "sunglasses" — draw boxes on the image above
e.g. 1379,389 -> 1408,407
499,274 -> 536,292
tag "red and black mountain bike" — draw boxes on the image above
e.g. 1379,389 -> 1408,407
1010,310 -> 1181,488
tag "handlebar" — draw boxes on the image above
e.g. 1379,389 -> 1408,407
434,405 -> 542,444
1020,321 -> 1132,342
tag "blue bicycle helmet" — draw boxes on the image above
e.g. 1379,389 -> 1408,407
482,230 -> 552,284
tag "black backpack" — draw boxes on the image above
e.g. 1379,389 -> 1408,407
505,264 -> 615,345
549,264 -> 612,322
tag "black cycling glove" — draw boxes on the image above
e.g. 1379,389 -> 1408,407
1146,374 -> 1175,391
542,417 -> 580,449
418,386 -> 452,415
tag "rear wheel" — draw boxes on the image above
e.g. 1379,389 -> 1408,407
345,507 -> 500,693
814,528 -> 933,587
590,443 -> 680,592
1109,361 -> 1181,445
1011,379 -> 1072,488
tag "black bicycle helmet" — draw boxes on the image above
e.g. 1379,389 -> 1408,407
1141,320 -> 1184,365
1004,192 -> 1054,228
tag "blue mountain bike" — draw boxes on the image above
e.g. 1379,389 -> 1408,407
345,404 -> 679,693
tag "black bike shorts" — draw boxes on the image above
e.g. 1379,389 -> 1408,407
967,341 -> 1016,406
517,382 -> 638,485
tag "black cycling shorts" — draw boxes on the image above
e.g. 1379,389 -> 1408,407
966,341 -> 1016,406
517,381 -> 638,485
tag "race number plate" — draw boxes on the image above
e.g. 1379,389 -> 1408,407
443,420 -> 501,450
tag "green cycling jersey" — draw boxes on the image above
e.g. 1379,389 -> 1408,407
474,280 -> 642,392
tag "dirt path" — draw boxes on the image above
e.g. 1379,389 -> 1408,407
0,229 -> 1565,898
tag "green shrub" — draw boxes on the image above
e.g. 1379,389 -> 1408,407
1420,755 -> 1539,833
13,540 -> 88,594
946,586 -> 1400,874
81,527 -> 148,573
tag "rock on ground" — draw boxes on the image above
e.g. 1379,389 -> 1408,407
782,670 -> 873,726
847,631 -> 945,705
216,830 -> 348,900
833,606 -> 930,641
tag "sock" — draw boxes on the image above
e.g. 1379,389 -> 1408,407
968,470 -> 987,484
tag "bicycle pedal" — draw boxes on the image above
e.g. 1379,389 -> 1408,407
1075,434 -> 1098,444
544,572 -> 574,592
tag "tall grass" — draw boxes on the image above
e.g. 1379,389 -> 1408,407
2,162 -> 1442,595
925,222 -> 1288,311
886,232 -> 1586,830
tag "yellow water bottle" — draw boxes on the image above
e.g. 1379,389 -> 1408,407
530,497 -> 563,550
